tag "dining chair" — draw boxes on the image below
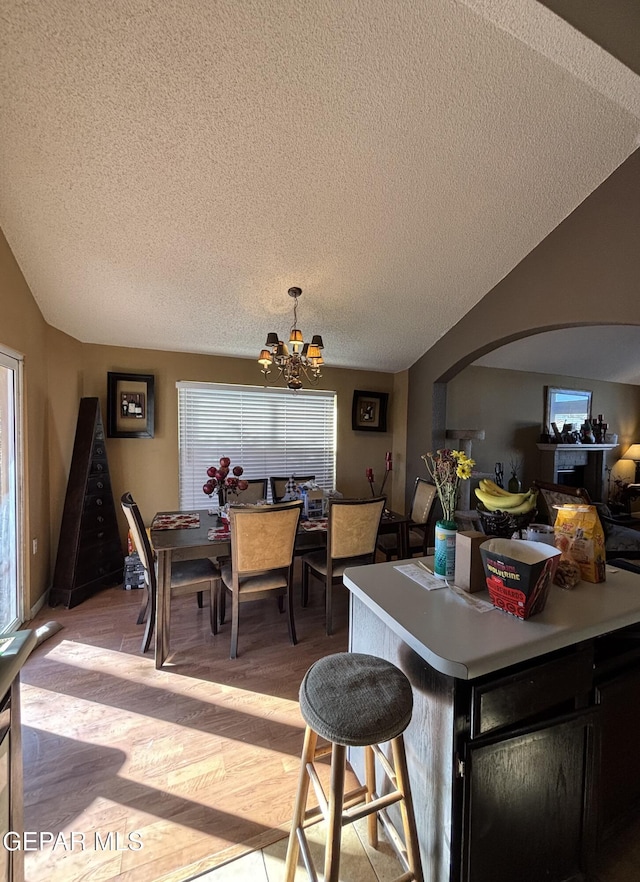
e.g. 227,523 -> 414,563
236,478 -> 268,503
120,492 -> 220,658
219,500 -> 304,658
270,475 -> 316,503
301,496 -> 386,635
532,480 -> 640,560
376,477 -> 437,561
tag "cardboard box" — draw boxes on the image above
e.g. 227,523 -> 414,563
480,538 -> 561,620
454,531 -> 486,593
302,488 -> 324,520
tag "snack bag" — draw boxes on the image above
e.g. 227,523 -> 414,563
553,505 -> 606,583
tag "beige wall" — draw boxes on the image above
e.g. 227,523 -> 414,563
407,148 -> 640,494
77,346 -> 407,550
447,365 -> 640,497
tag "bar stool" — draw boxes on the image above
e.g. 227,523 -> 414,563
284,652 -> 423,882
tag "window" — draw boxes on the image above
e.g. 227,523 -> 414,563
0,349 -> 24,633
178,382 -> 336,508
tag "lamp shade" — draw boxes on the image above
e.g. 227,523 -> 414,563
289,328 -> 303,344
310,335 -> 324,349
265,332 -> 279,347
622,443 -> 640,461
258,349 -> 272,366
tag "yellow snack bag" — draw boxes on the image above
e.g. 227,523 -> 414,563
553,504 -> 606,583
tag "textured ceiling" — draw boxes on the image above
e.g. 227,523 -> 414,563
475,326 -> 640,386
1,0 -> 640,373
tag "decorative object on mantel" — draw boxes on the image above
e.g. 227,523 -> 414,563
422,448 -> 474,578
258,286 -> 325,390
494,462 -> 504,488
365,451 -> 392,496
203,457 -> 249,507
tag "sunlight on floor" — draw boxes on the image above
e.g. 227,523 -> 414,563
194,818 -> 404,882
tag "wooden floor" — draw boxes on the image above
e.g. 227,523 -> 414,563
21,563 -> 356,882
20,562 -> 640,882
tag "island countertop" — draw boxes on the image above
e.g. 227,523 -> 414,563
0,628 -> 37,696
343,559 -> 640,680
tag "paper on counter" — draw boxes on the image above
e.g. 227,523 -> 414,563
394,563 -> 447,591
447,582 -> 496,613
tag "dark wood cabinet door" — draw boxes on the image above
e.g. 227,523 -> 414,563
596,665 -> 640,840
462,710 -> 597,882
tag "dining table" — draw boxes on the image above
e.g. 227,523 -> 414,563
149,506 -> 410,666
150,509 -> 230,666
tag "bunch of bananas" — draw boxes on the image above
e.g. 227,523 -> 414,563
475,479 -> 537,514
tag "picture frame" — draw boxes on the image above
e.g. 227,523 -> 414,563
107,372 -> 155,438
352,390 -> 389,432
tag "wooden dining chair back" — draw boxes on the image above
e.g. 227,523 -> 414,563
270,475 -> 316,503
532,480 -> 640,561
121,492 -> 220,662
376,477 -> 437,560
532,480 -> 592,525
238,478 -> 268,503
220,500 -> 303,658
302,496 -> 386,635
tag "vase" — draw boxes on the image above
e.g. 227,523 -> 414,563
434,519 -> 457,578
508,474 -> 522,493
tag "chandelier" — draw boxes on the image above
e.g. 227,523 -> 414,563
258,287 -> 325,390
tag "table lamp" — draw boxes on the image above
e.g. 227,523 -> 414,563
621,443 -> 640,484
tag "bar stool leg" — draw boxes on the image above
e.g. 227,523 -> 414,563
364,744 -> 378,848
284,726 -> 318,882
391,735 -> 424,882
324,742 -> 346,882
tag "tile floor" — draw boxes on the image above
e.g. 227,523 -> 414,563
193,811 -> 640,882
194,818 -> 402,881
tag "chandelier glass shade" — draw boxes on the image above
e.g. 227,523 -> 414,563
258,287 -> 325,390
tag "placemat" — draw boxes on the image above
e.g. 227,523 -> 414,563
151,512 -> 200,530
300,518 -> 328,531
208,527 -> 231,541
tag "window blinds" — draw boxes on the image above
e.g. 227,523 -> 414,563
177,382 -> 337,508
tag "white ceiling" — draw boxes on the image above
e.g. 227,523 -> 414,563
1,0 -> 640,373
474,325 -> 640,386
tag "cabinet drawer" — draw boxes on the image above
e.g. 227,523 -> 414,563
471,645 -> 594,738
86,474 -> 110,495
82,494 -> 114,515
88,458 -> 107,476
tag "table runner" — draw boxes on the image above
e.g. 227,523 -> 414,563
151,512 -> 200,530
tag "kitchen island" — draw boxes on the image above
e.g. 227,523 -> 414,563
343,559 -> 640,882
0,629 -> 37,882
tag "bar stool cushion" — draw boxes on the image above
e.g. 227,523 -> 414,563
299,652 -> 413,747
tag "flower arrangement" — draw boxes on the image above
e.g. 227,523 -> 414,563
421,448 -> 475,524
203,456 -> 249,506
365,451 -> 392,497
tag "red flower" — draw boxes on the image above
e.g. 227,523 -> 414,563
203,457 -> 248,503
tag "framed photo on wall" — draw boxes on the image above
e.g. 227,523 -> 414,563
352,390 -> 389,432
107,372 -> 155,438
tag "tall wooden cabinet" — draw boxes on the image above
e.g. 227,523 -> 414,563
50,398 -> 124,608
